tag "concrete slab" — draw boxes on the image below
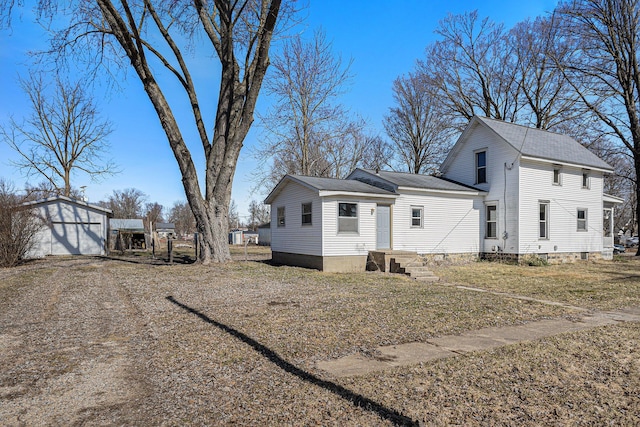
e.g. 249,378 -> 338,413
316,309 -> 640,378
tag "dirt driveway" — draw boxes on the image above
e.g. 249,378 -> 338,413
1,255 -> 639,426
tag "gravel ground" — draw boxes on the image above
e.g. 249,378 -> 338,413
1,255 -> 639,426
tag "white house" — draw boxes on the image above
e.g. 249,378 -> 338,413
265,117 -> 620,272
24,196 -> 112,257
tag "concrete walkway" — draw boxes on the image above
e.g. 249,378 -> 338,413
316,286 -> 640,377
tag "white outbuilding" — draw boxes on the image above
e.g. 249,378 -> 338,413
24,196 -> 112,257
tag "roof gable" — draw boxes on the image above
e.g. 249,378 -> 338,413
442,116 -> 613,172
21,195 -> 112,216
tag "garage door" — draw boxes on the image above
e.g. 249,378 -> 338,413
51,222 -> 104,255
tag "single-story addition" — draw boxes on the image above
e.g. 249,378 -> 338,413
24,196 -> 112,257
265,116 -> 621,272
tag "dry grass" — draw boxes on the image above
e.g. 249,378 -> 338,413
1,254 -> 639,425
431,257 -> 640,310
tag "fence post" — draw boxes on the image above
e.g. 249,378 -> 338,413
168,238 -> 173,263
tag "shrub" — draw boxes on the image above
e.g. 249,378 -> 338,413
0,180 -> 43,267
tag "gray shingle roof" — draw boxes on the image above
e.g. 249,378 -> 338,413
477,117 -> 613,171
289,175 -> 396,194
357,169 -> 484,193
110,219 -> 145,231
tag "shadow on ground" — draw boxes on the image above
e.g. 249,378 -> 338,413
166,296 -> 418,426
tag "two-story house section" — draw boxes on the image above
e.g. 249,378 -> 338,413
440,116 -> 615,261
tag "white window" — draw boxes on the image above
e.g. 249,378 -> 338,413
476,151 -> 487,184
411,206 -> 423,228
338,202 -> 358,233
577,208 -> 587,231
539,202 -> 549,239
277,206 -> 285,227
582,170 -> 590,189
486,204 -> 497,239
553,166 -> 561,185
301,202 -> 312,225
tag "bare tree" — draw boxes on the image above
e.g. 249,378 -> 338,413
247,199 -> 269,230
383,72 -> 453,174
104,188 -> 147,219
144,202 -> 164,231
169,200 -> 196,239
1,73 -> 115,197
418,11 -> 521,129
1,0 -> 295,264
257,28 -> 364,186
555,0 -> 640,252
228,199 -> 240,229
0,179 -> 43,267
358,135 -> 394,172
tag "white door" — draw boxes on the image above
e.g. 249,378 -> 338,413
376,205 -> 391,250
51,222 -> 103,255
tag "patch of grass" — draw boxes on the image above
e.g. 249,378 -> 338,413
431,258 -> 640,310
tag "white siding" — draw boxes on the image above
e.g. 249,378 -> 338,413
519,160 -> 604,254
392,191 -> 482,254
443,123 -> 521,253
322,197 -> 378,256
269,181 -> 323,256
28,199 -> 109,257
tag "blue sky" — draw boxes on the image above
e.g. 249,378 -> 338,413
0,1 -> 557,220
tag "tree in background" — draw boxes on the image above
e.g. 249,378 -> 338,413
228,200 -> 241,230
169,201 -> 196,239
0,179 -> 43,267
1,0 -> 296,264
257,28 -> 366,187
1,73 -> 116,197
419,11 -> 520,130
104,188 -> 147,219
383,72 -> 453,174
555,0 -> 640,248
247,200 -> 270,230
144,202 -> 164,231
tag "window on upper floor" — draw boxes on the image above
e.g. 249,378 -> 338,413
411,206 -> 423,228
338,202 -> 358,233
577,208 -> 588,231
553,166 -> 562,186
301,202 -> 312,225
476,151 -> 487,184
486,204 -> 497,239
539,202 -> 549,239
277,206 -> 285,227
582,170 -> 590,189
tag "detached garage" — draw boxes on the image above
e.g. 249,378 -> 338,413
24,196 -> 112,257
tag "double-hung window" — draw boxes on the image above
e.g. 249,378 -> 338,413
338,202 -> 358,233
301,203 -> 312,225
582,170 -> 590,189
277,206 -> 285,227
539,202 -> 549,239
486,204 -> 497,239
411,206 -> 423,228
553,166 -> 562,186
577,208 -> 587,231
476,151 -> 487,184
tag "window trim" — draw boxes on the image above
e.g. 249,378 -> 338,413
337,201 -> 359,234
476,150 -> 487,184
485,203 -> 497,239
539,201 -> 549,240
301,202 -> 312,226
410,206 -> 424,228
577,208 -> 588,232
277,206 -> 285,227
